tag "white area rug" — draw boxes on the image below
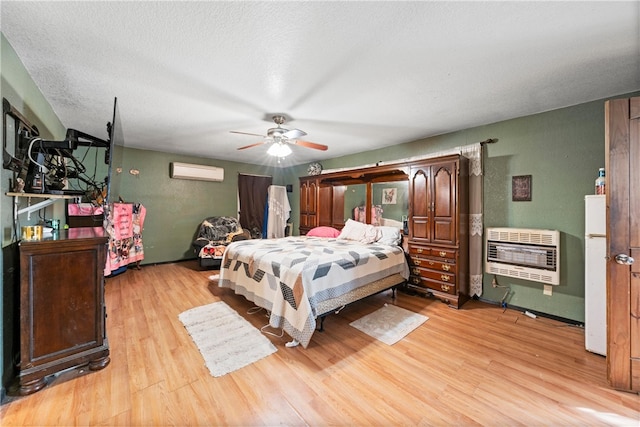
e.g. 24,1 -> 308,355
349,303 -> 428,345
179,301 -> 277,377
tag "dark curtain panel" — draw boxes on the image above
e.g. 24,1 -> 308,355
238,174 -> 272,237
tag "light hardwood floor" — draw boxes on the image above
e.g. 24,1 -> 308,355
1,260 -> 639,426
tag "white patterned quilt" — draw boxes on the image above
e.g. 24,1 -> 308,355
219,236 -> 409,348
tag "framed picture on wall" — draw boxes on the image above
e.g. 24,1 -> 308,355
512,175 -> 532,201
382,188 -> 397,204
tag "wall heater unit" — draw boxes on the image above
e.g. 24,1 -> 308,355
170,162 -> 224,182
485,227 -> 560,285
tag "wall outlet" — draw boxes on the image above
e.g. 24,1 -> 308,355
543,285 -> 553,296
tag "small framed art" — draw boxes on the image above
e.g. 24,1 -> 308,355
382,188 -> 397,204
512,175 -> 532,202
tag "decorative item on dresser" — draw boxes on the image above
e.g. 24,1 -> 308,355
406,155 -> 469,308
15,227 -> 110,395
307,162 -> 323,176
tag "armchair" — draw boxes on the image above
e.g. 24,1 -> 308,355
192,216 -> 249,269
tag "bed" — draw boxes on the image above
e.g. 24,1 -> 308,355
218,222 -> 409,348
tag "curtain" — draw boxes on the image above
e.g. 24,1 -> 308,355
461,143 -> 484,297
238,174 -> 272,237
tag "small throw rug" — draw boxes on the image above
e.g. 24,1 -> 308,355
349,303 -> 428,345
179,301 -> 277,377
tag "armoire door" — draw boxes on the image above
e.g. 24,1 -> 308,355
318,184 -> 333,227
606,95 -> 639,392
409,159 -> 459,245
430,160 -> 458,246
409,165 -> 431,242
299,178 -> 318,232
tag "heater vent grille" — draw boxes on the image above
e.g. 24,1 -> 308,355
485,227 -> 560,285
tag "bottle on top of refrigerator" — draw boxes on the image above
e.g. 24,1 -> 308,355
595,168 -> 605,195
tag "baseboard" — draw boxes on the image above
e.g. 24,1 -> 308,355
476,297 -> 584,327
140,257 -> 198,267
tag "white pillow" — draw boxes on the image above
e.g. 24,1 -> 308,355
375,226 -> 402,246
338,219 -> 380,244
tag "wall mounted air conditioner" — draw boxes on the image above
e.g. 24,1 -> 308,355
170,162 -> 224,182
485,227 -> 560,285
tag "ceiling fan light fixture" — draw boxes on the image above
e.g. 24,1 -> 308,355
267,141 -> 292,158
233,114 -> 327,154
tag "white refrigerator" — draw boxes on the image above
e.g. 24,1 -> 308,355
585,195 -> 607,356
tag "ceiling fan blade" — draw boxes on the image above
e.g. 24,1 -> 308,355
293,139 -> 328,151
230,130 -> 266,138
237,141 -> 267,150
283,128 -> 307,139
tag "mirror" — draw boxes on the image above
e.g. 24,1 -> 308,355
372,180 -> 408,230
344,183 -> 367,224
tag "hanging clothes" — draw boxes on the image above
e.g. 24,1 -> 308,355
104,202 -> 146,276
265,185 -> 291,238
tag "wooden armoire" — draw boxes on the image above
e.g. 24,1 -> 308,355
298,154 -> 469,308
406,155 -> 469,308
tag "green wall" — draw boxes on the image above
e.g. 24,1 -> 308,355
1,33 -> 68,399
109,146 -> 279,264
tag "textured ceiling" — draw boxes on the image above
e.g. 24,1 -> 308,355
2,1 -> 639,167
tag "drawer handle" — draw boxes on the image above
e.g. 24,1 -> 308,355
442,284 -> 450,292
442,264 -> 450,271
414,259 -> 421,266
417,248 -> 423,254
412,268 -> 420,275
441,275 -> 450,282
412,277 -> 420,284
439,251 -> 447,257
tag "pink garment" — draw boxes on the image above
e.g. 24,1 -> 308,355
67,203 -> 104,216
104,203 -> 146,276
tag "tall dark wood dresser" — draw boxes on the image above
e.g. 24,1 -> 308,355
17,227 -> 110,395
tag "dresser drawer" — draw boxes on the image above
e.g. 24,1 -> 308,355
409,245 -> 432,257
409,275 -> 457,295
408,244 -> 457,261
412,266 -> 455,284
409,256 -> 456,273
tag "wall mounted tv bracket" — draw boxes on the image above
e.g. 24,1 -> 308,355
3,98 -> 111,193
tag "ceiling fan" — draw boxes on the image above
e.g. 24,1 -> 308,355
231,115 -> 328,154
